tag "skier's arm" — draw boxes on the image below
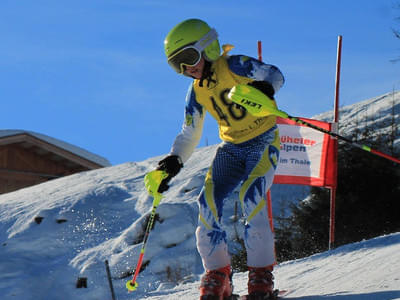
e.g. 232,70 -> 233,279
155,84 -> 205,193
169,84 -> 205,163
228,55 -> 284,99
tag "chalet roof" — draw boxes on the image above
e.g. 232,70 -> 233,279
0,130 -> 111,168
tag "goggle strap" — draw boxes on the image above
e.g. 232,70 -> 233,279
194,28 -> 218,52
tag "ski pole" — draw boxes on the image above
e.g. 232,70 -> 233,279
126,170 -> 167,292
282,114 -> 400,164
228,84 -> 400,165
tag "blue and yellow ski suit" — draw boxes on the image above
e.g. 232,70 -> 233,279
169,54 -> 284,270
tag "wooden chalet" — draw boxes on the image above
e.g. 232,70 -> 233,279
0,130 -> 111,195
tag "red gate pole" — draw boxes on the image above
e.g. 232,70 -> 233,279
329,35 -> 342,250
257,40 -> 263,62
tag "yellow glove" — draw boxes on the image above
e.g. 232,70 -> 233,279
144,170 -> 168,198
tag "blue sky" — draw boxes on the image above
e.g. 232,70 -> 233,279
1,0 -> 399,165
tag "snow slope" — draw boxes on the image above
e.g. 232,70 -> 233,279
0,147 -> 216,300
144,233 -> 400,300
1,149 -> 399,300
0,91 -> 399,300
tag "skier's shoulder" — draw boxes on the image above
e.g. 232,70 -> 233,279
226,54 -> 264,77
226,54 -> 273,78
226,54 -> 284,88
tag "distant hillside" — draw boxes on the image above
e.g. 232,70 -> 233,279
314,90 -> 400,150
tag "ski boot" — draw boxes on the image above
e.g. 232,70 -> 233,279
199,265 -> 235,300
247,266 -> 275,300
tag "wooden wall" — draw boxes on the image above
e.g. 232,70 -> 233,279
0,144 -> 87,195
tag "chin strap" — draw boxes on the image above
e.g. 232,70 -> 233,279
199,60 -> 213,87
199,60 -> 214,88
198,44 -> 234,87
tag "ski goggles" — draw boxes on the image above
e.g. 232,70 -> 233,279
167,28 -> 218,74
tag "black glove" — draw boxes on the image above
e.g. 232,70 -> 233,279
156,155 -> 183,193
248,81 -> 275,99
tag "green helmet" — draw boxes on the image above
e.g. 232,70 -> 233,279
164,19 -> 221,62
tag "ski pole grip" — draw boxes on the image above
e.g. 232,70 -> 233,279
144,170 -> 168,199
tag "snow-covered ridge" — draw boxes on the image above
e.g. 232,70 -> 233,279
314,90 -> 400,149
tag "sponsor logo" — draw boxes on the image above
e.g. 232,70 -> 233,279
280,135 -> 316,152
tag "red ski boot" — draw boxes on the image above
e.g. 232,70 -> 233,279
199,265 -> 233,300
247,266 -> 274,299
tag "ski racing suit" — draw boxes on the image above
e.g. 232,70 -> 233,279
169,54 -> 284,270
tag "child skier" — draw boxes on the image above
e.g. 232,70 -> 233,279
145,19 -> 284,300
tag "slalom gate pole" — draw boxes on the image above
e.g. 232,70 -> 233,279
286,115 -> 400,164
228,85 -> 400,165
329,35 -> 342,250
126,192 -> 163,292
